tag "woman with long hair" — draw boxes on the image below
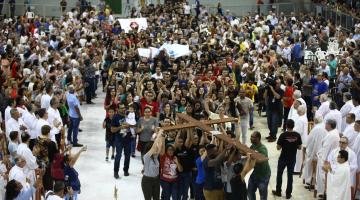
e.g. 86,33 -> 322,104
104,88 -> 120,117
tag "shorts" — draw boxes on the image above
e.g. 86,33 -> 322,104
106,134 -> 115,148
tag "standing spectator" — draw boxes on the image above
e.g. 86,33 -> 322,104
272,119 -> 302,199
83,59 -> 96,105
66,85 -> 83,147
248,131 -> 271,200
265,78 -> 284,142
64,146 -> 87,200
282,78 -> 294,130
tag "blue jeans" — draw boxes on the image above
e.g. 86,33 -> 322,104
67,117 -> 80,144
114,134 -> 131,173
65,190 -> 79,200
177,171 -> 192,200
266,108 -> 281,138
130,136 -> 136,155
160,180 -> 178,200
276,159 -> 296,196
248,174 -> 270,200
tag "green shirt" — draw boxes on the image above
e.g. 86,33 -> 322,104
250,144 -> 271,178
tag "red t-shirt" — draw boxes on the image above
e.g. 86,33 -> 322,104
160,155 -> 178,182
140,98 -> 159,117
283,86 -> 295,108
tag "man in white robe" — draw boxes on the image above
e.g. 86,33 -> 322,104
4,99 -> 17,123
342,113 -> 357,149
327,136 -> 357,197
17,133 -> 38,185
35,108 -> 55,142
340,93 -> 354,132
302,114 -> 327,186
21,104 -> 38,148
288,90 -> 306,120
47,97 -> 64,146
316,119 -> 340,197
324,102 -> 342,132
350,96 -> 360,121
9,156 -> 28,188
351,121 -> 360,199
40,86 -> 53,110
315,94 -> 330,118
294,105 -> 308,174
323,150 -> 351,200
5,109 -> 27,139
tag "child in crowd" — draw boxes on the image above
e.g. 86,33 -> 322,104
103,107 -> 115,161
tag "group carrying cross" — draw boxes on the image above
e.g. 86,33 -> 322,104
161,113 -> 268,162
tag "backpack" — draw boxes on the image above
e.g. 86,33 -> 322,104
51,153 -> 65,180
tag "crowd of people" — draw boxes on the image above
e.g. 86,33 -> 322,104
0,0 -> 358,200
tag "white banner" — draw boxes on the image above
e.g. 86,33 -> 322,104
159,43 -> 191,58
117,18 -> 148,33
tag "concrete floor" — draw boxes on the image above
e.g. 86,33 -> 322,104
73,90 -> 315,200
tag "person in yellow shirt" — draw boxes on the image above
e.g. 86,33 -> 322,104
241,79 -> 258,129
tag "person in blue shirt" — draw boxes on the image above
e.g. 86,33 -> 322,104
311,73 -> 328,107
66,85 -> 83,147
111,103 -> 132,179
195,145 -> 206,200
328,54 -> 337,79
64,145 -> 87,200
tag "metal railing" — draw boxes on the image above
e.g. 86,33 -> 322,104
0,3 -> 74,18
316,5 -> 360,32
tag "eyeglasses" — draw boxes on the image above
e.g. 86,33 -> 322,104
339,141 -> 347,144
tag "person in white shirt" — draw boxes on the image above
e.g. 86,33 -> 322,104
9,156 -> 28,188
47,97 -> 64,147
45,181 -> 73,200
288,90 -> 306,120
315,94 -> 330,118
21,103 -> 38,149
5,109 -> 27,139
302,114 -> 327,187
294,105 -> 308,174
350,96 -> 360,120
4,99 -> 17,123
323,150 -> 351,200
342,114 -> 357,149
183,2 -> 191,15
327,136 -> 357,199
151,66 -> 163,80
340,93 -> 354,132
323,102 -> 342,132
35,108 -> 54,141
41,85 -> 53,110
17,132 -> 38,185
316,119 -> 340,197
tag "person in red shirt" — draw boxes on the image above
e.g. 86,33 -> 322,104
160,145 -> 183,200
283,78 -> 294,130
139,91 -> 159,117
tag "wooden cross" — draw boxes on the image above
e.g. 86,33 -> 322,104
161,113 -> 268,162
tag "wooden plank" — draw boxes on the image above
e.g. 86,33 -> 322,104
176,113 -> 268,161
161,123 -> 198,131
161,115 -> 238,132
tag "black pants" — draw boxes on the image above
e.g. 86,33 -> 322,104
303,96 -> 313,121
283,107 -> 290,130
276,159 -> 296,196
85,77 -> 94,103
142,175 -> 160,200
114,134 -> 131,173
140,141 -> 150,164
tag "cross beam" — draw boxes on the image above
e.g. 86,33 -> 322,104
162,113 -> 268,162
160,118 -> 239,132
